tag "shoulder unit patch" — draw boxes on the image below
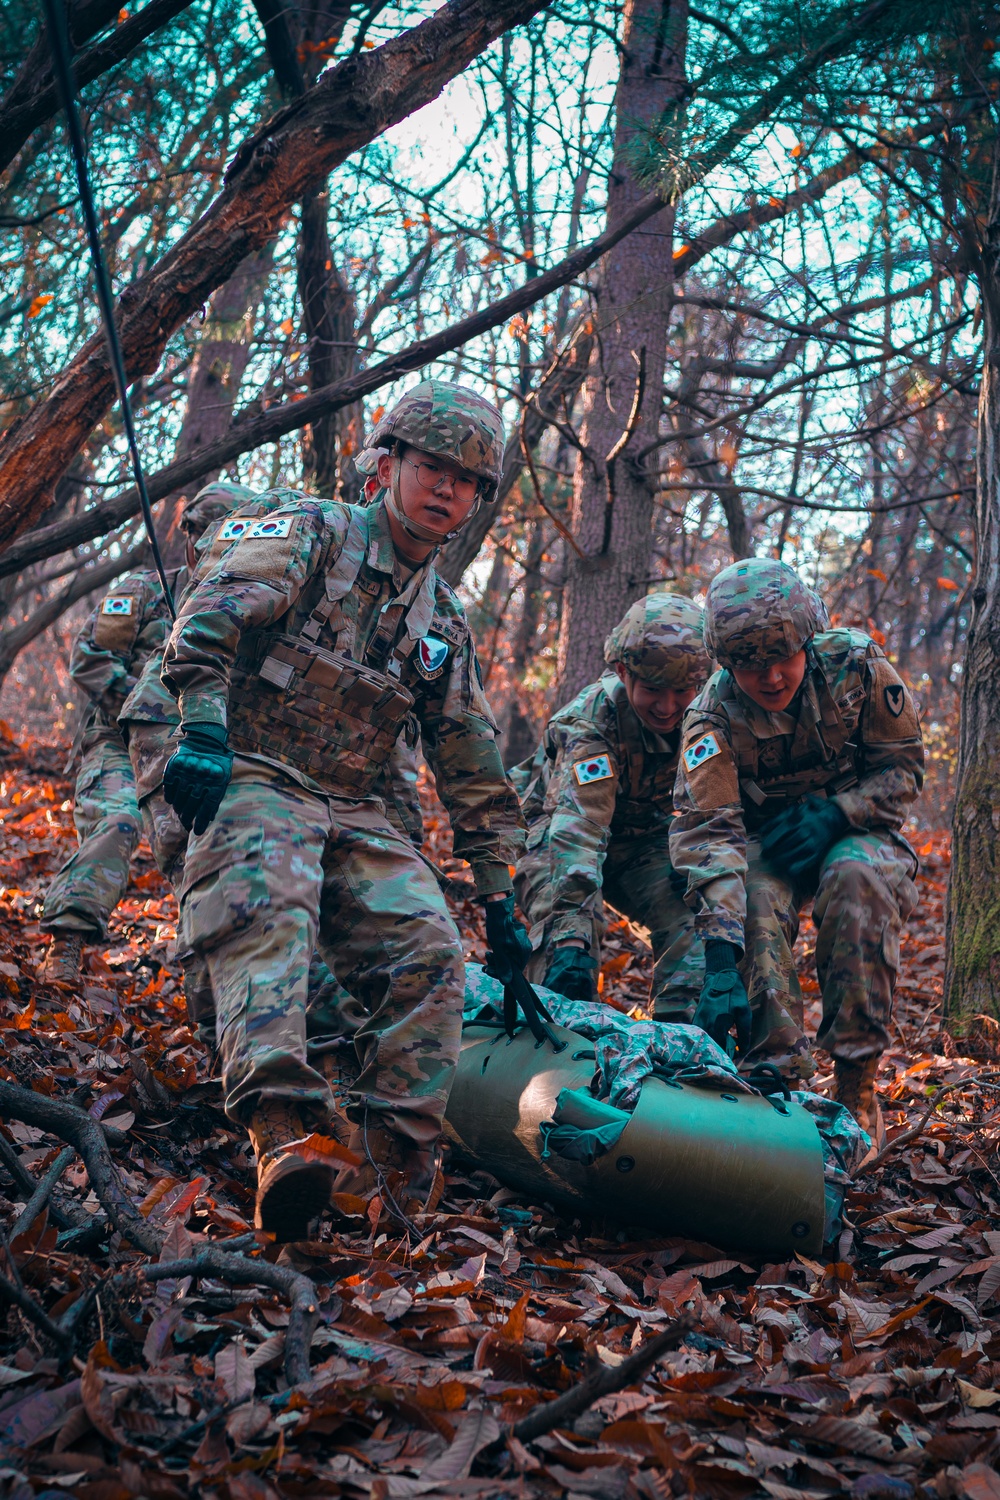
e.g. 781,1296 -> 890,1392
574,754 -> 614,786
884,683 -> 905,717
683,731 -> 721,774
415,634 -> 450,680
101,595 -> 134,616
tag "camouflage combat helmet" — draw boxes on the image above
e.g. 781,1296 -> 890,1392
181,481 -> 256,538
704,558 -> 829,671
604,593 -> 711,691
356,380 -> 505,500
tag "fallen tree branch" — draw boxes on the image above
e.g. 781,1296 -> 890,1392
0,1083 -> 318,1382
511,1313 -> 693,1443
0,1258 -> 72,1349
9,1145 -> 75,1240
140,1254 -> 318,1385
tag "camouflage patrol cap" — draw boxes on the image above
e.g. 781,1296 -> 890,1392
356,380 -> 506,499
604,592 -> 711,690
704,558 -> 829,670
181,481 -> 256,538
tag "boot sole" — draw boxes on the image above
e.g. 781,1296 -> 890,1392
256,1161 -> 335,1243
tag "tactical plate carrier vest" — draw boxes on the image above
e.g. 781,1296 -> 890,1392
226,507 -> 428,797
716,635 -> 870,826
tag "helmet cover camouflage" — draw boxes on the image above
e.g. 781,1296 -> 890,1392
356,380 -> 506,499
704,558 -> 829,671
604,592 -> 711,690
181,481 -> 256,538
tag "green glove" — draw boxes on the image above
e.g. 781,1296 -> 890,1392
483,895 -> 532,985
544,946 -> 598,1004
163,722 -> 233,835
693,939 -> 752,1054
760,795 -> 849,882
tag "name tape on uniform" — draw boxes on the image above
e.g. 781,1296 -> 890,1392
682,731 -> 721,773
218,516 -> 256,541
246,515 -> 295,540
574,754 -> 613,786
101,595 -> 134,616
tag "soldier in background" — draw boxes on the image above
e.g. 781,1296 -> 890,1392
159,381 -> 527,1239
38,485 -> 243,984
670,558 -> 924,1133
512,594 -> 711,1017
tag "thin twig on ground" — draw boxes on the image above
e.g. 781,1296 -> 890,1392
511,1313 -> 693,1443
856,1082 -> 962,1177
9,1145 -> 75,1240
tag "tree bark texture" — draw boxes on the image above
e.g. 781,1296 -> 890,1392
158,244 -> 276,565
944,146 -> 1000,1049
555,0 -> 688,701
297,192 -> 364,500
0,0 -> 549,551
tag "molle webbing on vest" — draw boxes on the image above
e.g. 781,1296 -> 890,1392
226,506 -> 424,796
720,646 -> 866,822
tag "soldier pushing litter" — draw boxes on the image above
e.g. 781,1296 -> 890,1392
159,380 -> 528,1240
512,593 -> 710,1016
671,558 -> 924,1134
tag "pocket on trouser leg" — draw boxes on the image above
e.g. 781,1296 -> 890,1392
179,828 -> 268,954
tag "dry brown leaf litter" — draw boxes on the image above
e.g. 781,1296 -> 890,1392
0,740 -> 996,1500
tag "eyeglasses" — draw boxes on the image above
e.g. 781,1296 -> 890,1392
401,456 -> 480,503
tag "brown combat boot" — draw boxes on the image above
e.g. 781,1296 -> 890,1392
40,933 -> 83,986
833,1057 -> 884,1144
333,1122 -> 439,1221
248,1100 -> 339,1242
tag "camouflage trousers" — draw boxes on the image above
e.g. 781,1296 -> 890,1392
178,758 -> 466,1147
517,827 -> 703,1018
42,731 -> 141,939
737,828 -> 919,1080
126,721 -> 187,884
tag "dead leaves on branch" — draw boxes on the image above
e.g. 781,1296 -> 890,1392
0,747 -> 997,1498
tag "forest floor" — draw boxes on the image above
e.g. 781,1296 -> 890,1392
0,736 -> 997,1500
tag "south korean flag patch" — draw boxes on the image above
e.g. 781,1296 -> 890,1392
683,731 -> 722,774
101,595 -> 133,616
573,754 -> 613,786
415,634 -> 450,680
247,514 -> 295,539
217,515 -> 256,542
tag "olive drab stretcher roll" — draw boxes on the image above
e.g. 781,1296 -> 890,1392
444,1021 -> 827,1257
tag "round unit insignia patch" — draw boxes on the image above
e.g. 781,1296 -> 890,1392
416,634 -> 450,679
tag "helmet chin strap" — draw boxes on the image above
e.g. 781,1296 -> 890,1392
382,453 -> 481,546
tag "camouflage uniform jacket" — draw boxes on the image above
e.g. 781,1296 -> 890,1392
511,672 -> 681,945
670,628 -> 923,948
71,567 -> 187,751
120,491 -> 306,730
162,495 -> 523,894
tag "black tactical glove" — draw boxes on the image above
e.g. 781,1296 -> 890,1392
163,722 -> 234,835
544,945 -> 598,1004
693,939 -> 752,1054
760,794 -> 850,882
483,894 -> 533,985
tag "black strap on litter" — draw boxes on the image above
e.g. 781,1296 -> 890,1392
42,0 -> 175,618
745,1062 -> 791,1112
502,969 -> 566,1052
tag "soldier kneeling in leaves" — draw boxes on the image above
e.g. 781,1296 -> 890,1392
160,382 -> 527,1241
670,558 -> 924,1136
512,593 -> 711,1018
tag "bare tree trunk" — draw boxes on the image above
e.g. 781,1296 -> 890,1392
944,141 -> 1000,1050
158,245 -> 276,564
503,520 -> 547,767
555,0 -> 688,701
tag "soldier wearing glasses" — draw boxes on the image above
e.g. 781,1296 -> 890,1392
159,382 -> 527,1239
